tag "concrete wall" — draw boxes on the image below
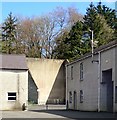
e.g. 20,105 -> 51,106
0,70 -> 28,110
27,58 -> 66,105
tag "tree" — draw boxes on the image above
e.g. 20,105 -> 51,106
83,2 -> 115,47
54,2 -> 116,61
96,2 -> 116,29
67,6 -> 83,28
2,12 -> 17,54
15,6 -> 83,58
53,30 -> 70,59
54,21 -> 84,61
83,2 -> 97,31
93,14 -> 114,46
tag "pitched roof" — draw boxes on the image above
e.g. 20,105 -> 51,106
66,40 -> 117,66
0,54 -> 28,70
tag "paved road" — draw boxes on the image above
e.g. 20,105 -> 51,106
1,110 -> 117,120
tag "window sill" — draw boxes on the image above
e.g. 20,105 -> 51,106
7,100 -> 16,102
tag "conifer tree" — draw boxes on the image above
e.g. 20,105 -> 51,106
2,12 -> 17,54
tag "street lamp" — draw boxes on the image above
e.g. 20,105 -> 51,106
89,29 -> 94,59
88,29 -> 98,63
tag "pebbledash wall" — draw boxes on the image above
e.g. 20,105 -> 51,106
27,58 -> 66,105
66,40 -> 117,112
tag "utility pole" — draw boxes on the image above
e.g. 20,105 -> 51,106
89,29 -> 94,61
91,30 -> 94,59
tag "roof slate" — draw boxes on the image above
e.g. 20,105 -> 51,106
0,54 -> 28,70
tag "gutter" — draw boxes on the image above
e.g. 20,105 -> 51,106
66,41 -> 117,66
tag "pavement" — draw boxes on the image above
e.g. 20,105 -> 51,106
1,110 -> 117,120
1,105 -> 117,120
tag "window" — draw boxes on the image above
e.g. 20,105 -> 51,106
71,66 -> 73,80
8,92 -> 16,101
80,90 -> 83,103
69,91 -> 72,103
80,62 -> 83,80
115,86 -> 117,103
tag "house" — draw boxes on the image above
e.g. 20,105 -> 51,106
66,40 -> 117,112
0,54 -> 28,110
27,58 -> 66,105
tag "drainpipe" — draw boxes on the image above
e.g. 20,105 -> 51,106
17,74 -> 20,101
113,49 -> 116,113
98,51 -> 101,112
65,65 -> 68,109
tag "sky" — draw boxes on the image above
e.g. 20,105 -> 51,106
1,1 -> 117,23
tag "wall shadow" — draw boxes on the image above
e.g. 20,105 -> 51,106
30,109 -> 117,119
46,61 -> 67,105
28,71 -> 38,104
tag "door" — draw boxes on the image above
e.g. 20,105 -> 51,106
73,91 -> 77,110
102,69 -> 113,112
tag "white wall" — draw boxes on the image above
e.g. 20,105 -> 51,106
100,48 -> 116,112
67,46 -> 117,112
0,70 -> 28,110
67,55 -> 99,111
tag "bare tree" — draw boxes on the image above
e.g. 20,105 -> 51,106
15,6 -> 83,58
67,6 -> 83,28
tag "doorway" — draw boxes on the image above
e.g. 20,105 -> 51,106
102,69 -> 113,112
73,91 -> 77,110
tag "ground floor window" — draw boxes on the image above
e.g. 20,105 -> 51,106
8,92 -> 16,101
80,90 -> 83,103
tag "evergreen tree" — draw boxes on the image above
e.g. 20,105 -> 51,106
2,12 -> 17,54
96,2 -> 116,29
54,21 -> 84,61
83,2 -> 97,31
54,2 -> 116,61
93,14 -> 114,46
66,21 -> 83,60
83,2 -> 115,47
53,31 -> 70,59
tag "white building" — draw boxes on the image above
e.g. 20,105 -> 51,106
66,40 -> 117,112
0,54 -> 28,110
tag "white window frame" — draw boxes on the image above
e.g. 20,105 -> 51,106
8,92 -> 17,101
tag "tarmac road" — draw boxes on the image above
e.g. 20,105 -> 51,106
1,110 -> 117,120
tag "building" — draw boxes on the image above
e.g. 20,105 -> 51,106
27,58 -> 66,105
66,40 -> 117,112
0,54 -> 28,110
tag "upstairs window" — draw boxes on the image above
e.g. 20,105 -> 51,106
8,92 -> 16,101
71,66 -> 73,80
80,62 -> 83,80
